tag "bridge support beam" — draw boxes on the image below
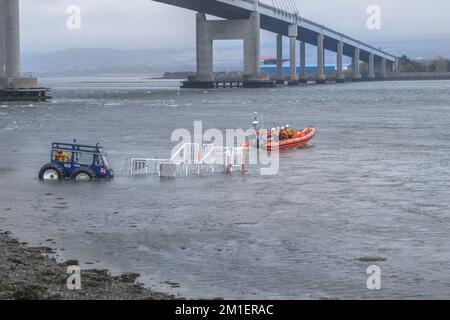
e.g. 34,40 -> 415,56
394,57 -> 399,73
243,12 -> 262,81
380,58 -> 387,78
0,0 -> 20,78
0,0 -> 46,101
336,41 -> 345,83
352,47 -> 362,81
316,33 -> 326,84
299,41 -> 307,83
287,24 -> 298,85
184,11 -> 273,88
195,13 -> 213,82
368,52 -> 375,79
386,60 -> 395,74
276,34 -> 284,84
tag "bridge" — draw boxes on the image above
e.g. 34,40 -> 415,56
0,0 -> 399,99
153,0 -> 398,87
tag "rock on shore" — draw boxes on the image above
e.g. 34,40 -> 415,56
0,231 -> 177,300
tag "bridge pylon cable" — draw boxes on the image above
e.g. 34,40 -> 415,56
286,0 -> 293,12
284,0 -> 293,13
271,0 -> 281,12
287,0 -> 299,14
291,0 -> 299,14
271,0 -> 284,12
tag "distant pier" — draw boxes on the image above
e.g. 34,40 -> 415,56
0,88 -> 51,102
179,71 -> 450,89
182,79 -> 276,89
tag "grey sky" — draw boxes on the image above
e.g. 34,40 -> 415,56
21,0 -> 450,52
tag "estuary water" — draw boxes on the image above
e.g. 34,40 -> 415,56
1,77 -> 449,299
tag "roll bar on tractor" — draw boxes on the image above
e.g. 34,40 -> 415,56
51,142 -> 104,155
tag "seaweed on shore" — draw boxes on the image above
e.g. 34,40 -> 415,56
0,231 -> 179,300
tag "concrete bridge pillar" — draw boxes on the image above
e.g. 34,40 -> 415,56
316,33 -> 326,84
352,47 -> 362,81
0,0 -> 20,77
243,12 -> 261,79
0,0 -> 38,92
195,13 -> 213,82
394,57 -> 399,73
381,58 -> 387,78
188,11 -> 272,88
336,41 -> 345,83
299,41 -> 307,83
368,52 -> 375,79
276,34 -> 283,82
386,60 -> 393,74
287,24 -> 298,85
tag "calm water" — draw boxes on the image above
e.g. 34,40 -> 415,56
1,77 -> 449,299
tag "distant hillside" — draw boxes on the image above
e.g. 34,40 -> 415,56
21,37 -> 450,77
21,48 -> 196,77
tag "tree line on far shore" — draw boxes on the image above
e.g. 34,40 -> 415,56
398,55 -> 450,73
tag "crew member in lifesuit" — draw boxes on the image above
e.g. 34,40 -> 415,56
285,125 -> 293,139
55,151 -> 70,162
279,127 -> 287,140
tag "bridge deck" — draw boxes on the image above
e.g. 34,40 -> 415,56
153,0 -> 396,63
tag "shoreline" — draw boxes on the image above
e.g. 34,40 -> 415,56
0,231 -> 178,300
150,75 -> 450,82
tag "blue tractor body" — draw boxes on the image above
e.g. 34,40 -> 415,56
39,142 -> 114,181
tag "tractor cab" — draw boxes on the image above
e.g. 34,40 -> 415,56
39,141 -> 114,181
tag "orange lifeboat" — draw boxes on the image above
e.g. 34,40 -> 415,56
264,127 -> 316,151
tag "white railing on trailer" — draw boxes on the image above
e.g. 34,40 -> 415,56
130,158 -> 174,175
129,143 -> 251,177
200,146 -> 228,165
170,143 -> 210,164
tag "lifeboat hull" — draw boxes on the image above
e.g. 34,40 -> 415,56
265,127 -> 316,151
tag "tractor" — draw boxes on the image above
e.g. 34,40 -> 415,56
38,141 -> 114,181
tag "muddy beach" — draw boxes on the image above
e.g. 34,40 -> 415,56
0,231 -> 177,300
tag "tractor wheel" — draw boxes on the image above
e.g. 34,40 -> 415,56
72,168 -> 96,181
39,163 -> 64,181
